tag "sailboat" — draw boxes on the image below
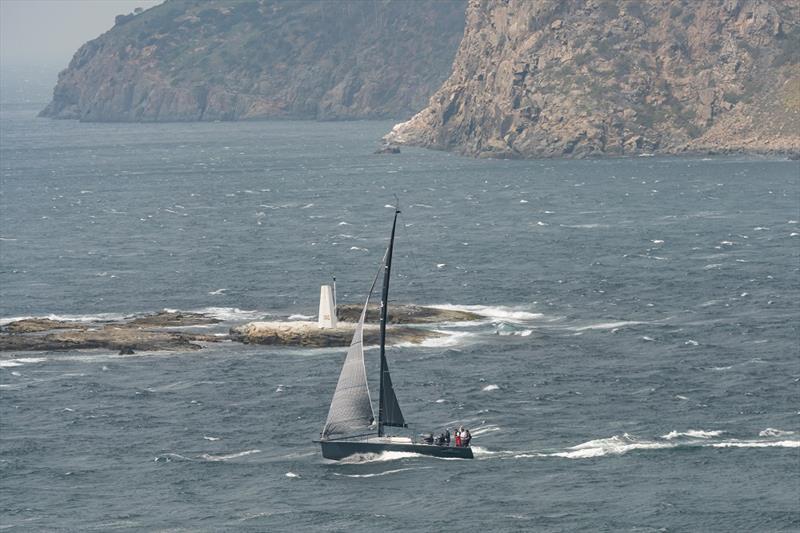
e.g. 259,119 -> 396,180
315,208 -> 474,461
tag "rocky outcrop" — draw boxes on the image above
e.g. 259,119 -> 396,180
230,321 -> 442,348
40,0 -> 466,122
385,0 -> 800,158
336,304 -> 481,324
0,311 -> 223,352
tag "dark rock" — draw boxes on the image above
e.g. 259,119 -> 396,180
374,145 -> 401,154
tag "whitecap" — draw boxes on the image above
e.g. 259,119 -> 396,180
435,399 -> 446,403
0,358 -> 46,368
641,336 -> 655,341
758,428 -> 796,437
684,340 -> 699,346
710,440 -> 799,448
334,466 -> 432,478
471,426 -> 501,436
436,263 -> 446,269
428,304 -> 542,322
569,320 -> 644,332
199,449 -> 261,461
519,199 -> 528,204
285,471 -> 300,478
203,436 -> 220,441
208,288 -> 227,295
288,314 -> 314,321
192,307 -> 265,321
395,330 -> 476,349
482,384 -> 500,392
661,430 -> 723,440
349,246 -> 368,252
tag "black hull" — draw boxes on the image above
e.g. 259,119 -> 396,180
317,440 -> 474,460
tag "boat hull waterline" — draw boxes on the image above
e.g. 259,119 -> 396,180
318,440 -> 474,460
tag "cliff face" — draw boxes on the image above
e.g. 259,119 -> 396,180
40,0 -> 466,122
385,0 -> 800,157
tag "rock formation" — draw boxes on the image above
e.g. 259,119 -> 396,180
40,0 -> 466,122
385,0 -> 800,157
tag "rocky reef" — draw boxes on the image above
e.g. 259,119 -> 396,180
229,321 -> 442,348
40,0 -> 466,122
385,0 -> 800,158
0,311 -> 222,353
1,306 -> 480,353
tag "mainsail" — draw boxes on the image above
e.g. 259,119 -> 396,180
377,208 -> 406,434
320,265 -> 382,439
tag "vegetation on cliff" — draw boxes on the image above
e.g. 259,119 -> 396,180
40,0 -> 466,122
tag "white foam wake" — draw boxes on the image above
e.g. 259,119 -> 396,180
338,451 -> 422,464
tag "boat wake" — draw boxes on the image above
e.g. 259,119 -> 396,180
472,430 -> 800,460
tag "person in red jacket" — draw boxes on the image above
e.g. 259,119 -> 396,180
455,426 -> 463,447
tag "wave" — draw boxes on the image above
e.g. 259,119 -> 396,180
661,430 -> 724,440
198,449 -> 261,462
0,357 -> 46,368
482,384 -> 500,392
567,320 -> 646,332
288,314 -> 314,321
0,313 -> 126,327
428,304 -> 543,322
334,466 -> 432,478
471,426 -> 501,436
395,330 -> 476,348
759,428 -> 796,437
189,307 -> 267,321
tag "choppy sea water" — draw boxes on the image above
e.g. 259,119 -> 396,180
1,103 -> 798,531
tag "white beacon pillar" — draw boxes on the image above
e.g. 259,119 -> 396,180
318,284 -> 337,328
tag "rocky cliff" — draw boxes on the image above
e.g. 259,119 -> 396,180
40,0 -> 465,122
385,0 -> 800,157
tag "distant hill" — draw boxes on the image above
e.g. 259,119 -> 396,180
40,0 -> 466,122
385,0 -> 800,157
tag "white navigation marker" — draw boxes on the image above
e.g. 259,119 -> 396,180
318,284 -> 337,328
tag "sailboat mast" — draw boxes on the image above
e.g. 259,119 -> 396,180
377,207 -> 400,437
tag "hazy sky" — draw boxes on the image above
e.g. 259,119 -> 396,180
1,0 -> 163,69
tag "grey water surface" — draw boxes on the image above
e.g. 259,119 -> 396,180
1,103 -> 798,531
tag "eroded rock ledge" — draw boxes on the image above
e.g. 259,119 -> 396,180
0,306 -> 481,353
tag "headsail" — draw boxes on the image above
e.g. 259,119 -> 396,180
321,265 -> 382,439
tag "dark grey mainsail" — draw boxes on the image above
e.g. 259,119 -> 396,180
320,265 -> 382,439
378,208 -> 406,435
